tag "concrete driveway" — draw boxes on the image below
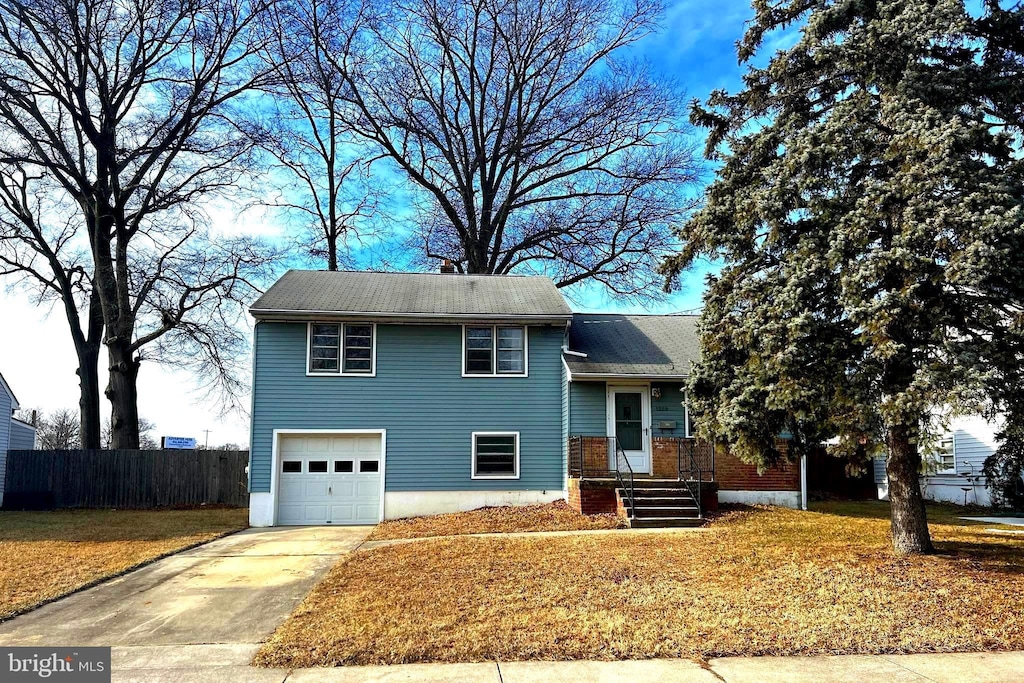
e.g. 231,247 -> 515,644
0,525 -> 369,648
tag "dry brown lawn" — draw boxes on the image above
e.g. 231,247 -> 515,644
256,502 -> 1024,667
0,507 -> 248,620
368,500 -> 623,540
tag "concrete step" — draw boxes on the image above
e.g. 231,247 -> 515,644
630,506 -> 700,515
628,484 -> 703,492
629,517 -> 705,528
626,496 -> 698,506
631,490 -> 697,498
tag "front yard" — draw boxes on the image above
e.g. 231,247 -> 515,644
0,508 -> 248,620
369,500 -> 623,540
256,502 -> 1024,667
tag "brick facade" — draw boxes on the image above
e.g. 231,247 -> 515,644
567,478 -> 619,515
716,439 -> 800,492
651,437 -> 715,478
568,435 -> 799,517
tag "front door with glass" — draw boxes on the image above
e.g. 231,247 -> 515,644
607,386 -> 650,474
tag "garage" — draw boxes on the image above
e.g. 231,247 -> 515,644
276,433 -> 382,525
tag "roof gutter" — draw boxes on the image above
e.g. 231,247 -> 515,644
567,372 -> 690,381
249,308 -> 573,325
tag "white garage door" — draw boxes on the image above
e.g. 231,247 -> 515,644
277,434 -> 382,525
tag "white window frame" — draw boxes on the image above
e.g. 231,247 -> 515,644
935,434 -> 956,474
306,322 -> 377,377
470,431 -> 520,480
461,325 -> 529,377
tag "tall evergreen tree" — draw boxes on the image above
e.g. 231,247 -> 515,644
664,0 -> 1024,554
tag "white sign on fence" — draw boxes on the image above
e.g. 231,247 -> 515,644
162,436 -> 198,450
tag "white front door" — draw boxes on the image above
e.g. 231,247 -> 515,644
607,386 -> 650,474
277,434 -> 382,525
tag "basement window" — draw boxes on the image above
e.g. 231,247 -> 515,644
471,432 -> 520,479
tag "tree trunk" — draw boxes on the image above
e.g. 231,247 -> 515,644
886,424 -> 934,555
77,344 -> 102,449
105,337 -> 140,449
327,237 -> 338,271
77,290 -> 104,448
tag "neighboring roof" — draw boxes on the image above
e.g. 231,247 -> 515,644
250,270 -> 573,322
565,314 -> 701,378
0,371 -> 18,410
10,416 -> 36,432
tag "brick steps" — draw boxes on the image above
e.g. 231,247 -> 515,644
617,482 -> 703,529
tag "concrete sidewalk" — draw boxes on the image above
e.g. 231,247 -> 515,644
109,647 -> 1024,682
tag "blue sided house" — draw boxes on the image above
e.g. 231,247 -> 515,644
0,371 -> 36,508
247,270 -> 804,528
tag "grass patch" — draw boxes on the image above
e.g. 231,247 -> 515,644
0,508 -> 248,620
368,500 -> 623,541
256,501 -> 1024,666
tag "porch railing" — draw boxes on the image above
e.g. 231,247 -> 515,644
612,438 -> 635,519
676,439 -> 708,518
568,435 -> 635,519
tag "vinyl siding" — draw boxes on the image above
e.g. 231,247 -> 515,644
569,380 -> 687,437
651,382 -> 687,437
251,322 -> 565,493
569,381 -> 606,436
873,456 -> 887,484
874,414 -> 1000,484
9,420 -> 35,450
0,390 -> 11,504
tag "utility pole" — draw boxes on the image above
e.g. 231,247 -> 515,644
203,429 -> 212,449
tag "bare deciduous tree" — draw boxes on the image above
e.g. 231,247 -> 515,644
102,415 -> 158,449
320,0 -> 701,296
18,408 -> 81,450
251,0 -> 379,271
0,0 -> 279,447
0,175 -> 104,447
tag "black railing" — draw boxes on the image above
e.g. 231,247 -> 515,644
676,439 -> 703,518
567,435 -> 635,519
569,435 -> 716,519
612,437 -> 635,519
675,437 -> 715,482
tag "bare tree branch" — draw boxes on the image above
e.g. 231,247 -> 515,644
0,0 -> 280,447
317,0 -> 702,298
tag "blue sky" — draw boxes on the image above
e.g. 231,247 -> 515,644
338,0 -> 791,315
0,0 -> 784,445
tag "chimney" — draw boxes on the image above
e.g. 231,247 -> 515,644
440,258 -> 456,274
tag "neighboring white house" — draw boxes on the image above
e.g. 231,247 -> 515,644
0,371 -> 36,507
9,416 -> 36,450
874,414 -> 1001,507
0,370 -> 21,508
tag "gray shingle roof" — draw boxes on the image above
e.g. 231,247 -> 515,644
565,314 -> 700,377
251,270 -> 573,321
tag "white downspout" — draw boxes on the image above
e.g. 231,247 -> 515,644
800,454 -> 808,510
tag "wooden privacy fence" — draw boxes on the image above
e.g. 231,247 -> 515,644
1,449 -> 249,510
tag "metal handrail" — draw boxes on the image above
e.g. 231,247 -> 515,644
611,436 -> 635,519
677,439 -> 703,518
691,442 -> 703,519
